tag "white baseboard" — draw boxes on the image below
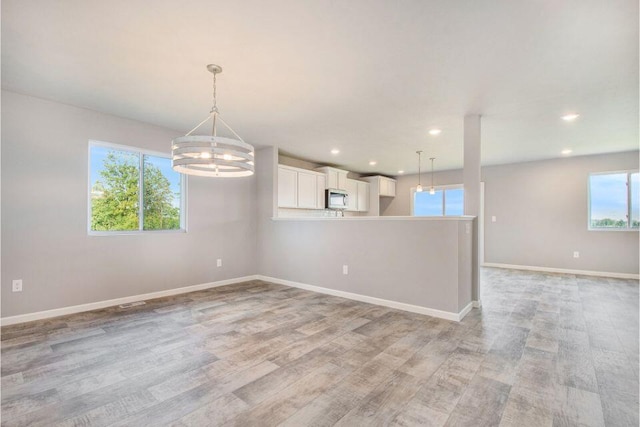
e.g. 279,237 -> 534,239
2,274 -> 477,326
483,263 -> 639,280
1,275 -> 259,326
472,300 -> 482,308
256,275 -> 473,322
458,302 -> 474,320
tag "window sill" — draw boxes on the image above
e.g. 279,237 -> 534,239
88,229 -> 187,236
588,227 -> 639,232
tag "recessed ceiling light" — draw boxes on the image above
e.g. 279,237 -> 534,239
369,161 -> 377,166
562,113 -> 580,121
397,170 -> 405,174
330,149 -> 340,155
429,129 -> 442,136
561,149 -> 573,155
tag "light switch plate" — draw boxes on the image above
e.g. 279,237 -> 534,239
342,265 -> 349,275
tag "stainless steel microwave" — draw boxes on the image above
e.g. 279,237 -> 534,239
326,189 -> 349,210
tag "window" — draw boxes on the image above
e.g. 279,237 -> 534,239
89,141 -> 185,233
589,171 -> 639,230
413,186 -> 464,216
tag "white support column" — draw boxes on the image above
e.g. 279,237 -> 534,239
463,115 -> 481,304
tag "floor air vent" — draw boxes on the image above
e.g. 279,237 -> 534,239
119,301 -> 146,309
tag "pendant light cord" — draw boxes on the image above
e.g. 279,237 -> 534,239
430,158 -> 435,189
417,151 -> 422,186
211,71 -> 218,137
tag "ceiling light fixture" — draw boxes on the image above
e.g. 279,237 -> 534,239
172,64 -> 254,177
561,149 -> 573,155
416,151 -> 423,192
369,161 -> 377,166
331,149 -> 340,155
429,157 -> 436,195
561,113 -> 580,121
398,170 -> 405,174
429,129 -> 442,136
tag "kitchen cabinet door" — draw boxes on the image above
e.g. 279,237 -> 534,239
379,177 -> 396,197
337,171 -> 348,191
345,179 -> 358,211
316,175 -> 326,209
357,181 -> 369,212
278,167 -> 298,208
326,170 -> 338,189
297,171 -> 318,209
386,179 -> 396,197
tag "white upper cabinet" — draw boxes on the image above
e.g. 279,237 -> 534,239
363,175 -> 396,197
316,175 -> 326,209
378,176 -> 397,197
345,179 -> 359,211
315,166 -> 349,191
357,181 -> 370,212
297,170 -> 318,209
361,175 -> 396,215
278,164 -> 374,212
278,165 -> 326,210
337,172 -> 348,191
278,166 -> 298,208
343,178 -> 370,212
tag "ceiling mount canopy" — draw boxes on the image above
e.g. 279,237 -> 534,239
172,64 -> 254,177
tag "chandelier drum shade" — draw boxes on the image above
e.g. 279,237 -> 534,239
172,64 -> 254,177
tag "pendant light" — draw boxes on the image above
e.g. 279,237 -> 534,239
416,151 -> 423,192
429,157 -> 436,195
172,64 -> 254,177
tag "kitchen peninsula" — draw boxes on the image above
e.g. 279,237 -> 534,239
257,147 -> 476,321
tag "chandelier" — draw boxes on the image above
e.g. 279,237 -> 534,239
172,64 -> 254,177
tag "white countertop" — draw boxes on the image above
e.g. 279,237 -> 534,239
272,215 -> 476,221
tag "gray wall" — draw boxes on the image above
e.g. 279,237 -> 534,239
278,154 -> 321,171
3,91 -> 635,319
483,154 -> 639,274
1,91 -> 257,317
258,147 -> 473,314
278,153 -> 364,179
384,152 -> 640,274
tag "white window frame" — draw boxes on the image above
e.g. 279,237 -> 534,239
88,140 -> 187,235
588,169 -> 638,232
410,184 -> 464,217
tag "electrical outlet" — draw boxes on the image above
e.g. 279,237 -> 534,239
491,216 -> 497,222
217,259 -> 222,267
12,279 -> 23,292
343,265 -> 349,275
573,251 -> 580,258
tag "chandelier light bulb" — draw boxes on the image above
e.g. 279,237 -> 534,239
416,184 -> 423,193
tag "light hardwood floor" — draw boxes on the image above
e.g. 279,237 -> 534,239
1,268 -> 638,426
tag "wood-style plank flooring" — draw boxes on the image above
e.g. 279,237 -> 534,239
1,268 -> 638,426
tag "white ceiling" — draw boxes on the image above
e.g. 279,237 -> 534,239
2,0 -> 638,175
